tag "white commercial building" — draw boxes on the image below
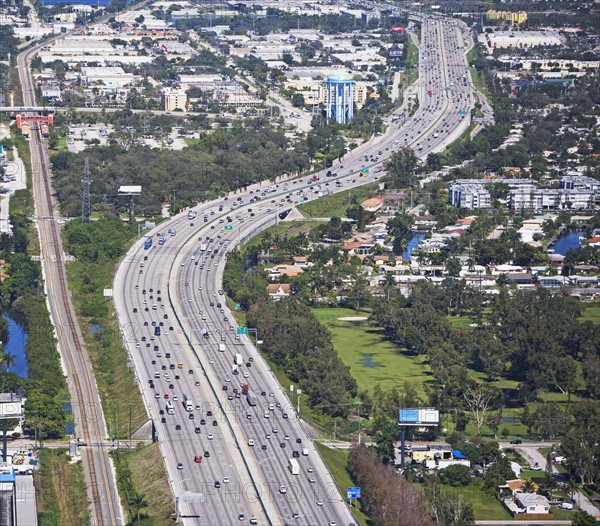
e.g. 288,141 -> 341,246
448,182 -> 491,209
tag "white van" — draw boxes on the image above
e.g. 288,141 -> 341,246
302,448 -> 308,456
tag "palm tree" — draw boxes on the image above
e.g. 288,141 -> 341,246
384,271 -> 396,301
129,493 -> 148,524
522,479 -> 537,493
567,478 -> 578,504
1,352 -> 15,372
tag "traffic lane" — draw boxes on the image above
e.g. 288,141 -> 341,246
120,254 -> 258,523
171,260 -> 279,524
191,226 -> 350,517
184,228 -> 349,524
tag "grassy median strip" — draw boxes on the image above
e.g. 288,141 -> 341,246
112,443 -> 175,525
62,218 -> 147,438
36,449 -> 90,526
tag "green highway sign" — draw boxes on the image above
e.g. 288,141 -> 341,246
237,327 -> 248,335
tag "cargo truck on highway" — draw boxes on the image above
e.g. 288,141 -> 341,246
234,354 -> 243,366
246,392 -> 257,406
200,242 -> 208,251
183,395 -> 193,412
158,234 -> 166,245
218,343 -> 225,352
188,210 -> 197,220
166,401 -> 175,415
242,383 -> 249,395
288,458 -> 300,475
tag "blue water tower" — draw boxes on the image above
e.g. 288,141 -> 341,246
326,72 -> 355,124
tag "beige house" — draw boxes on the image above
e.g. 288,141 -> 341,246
267,283 -> 291,301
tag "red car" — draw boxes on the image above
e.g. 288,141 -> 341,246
194,456 -> 202,464
164,394 -> 169,399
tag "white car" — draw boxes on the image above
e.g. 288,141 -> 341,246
279,486 -> 286,494
208,433 -> 213,440
248,439 -> 255,446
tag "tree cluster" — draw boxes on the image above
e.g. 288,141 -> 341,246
348,444 -> 434,526
224,254 -> 357,417
373,282 -> 600,430
49,123 -> 310,216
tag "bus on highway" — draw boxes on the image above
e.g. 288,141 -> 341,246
144,238 -> 153,250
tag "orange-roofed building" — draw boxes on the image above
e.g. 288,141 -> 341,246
361,197 -> 383,212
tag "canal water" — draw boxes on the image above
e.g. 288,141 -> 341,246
402,233 -> 425,261
551,231 -> 585,256
1,313 -> 28,378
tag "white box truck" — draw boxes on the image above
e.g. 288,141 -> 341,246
218,343 -> 225,352
234,354 -> 243,366
183,395 -> 193,412
288,458 -> 300,475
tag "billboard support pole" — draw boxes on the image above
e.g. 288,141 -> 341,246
2,420 -> 6,462
400,426 -> 406,468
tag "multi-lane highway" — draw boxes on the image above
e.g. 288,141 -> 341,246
113,13 -> 476,526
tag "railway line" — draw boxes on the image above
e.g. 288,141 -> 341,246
18,44 -> 122,524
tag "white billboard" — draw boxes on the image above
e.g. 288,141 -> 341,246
0,399 -> 23,419
117,185 -> 142,194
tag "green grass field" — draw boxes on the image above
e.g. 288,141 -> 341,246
312,307 -> 432,399
298,183 -> 380,218
37,449 -> 90,526
580,302 -> 600,323
242,221 -> 322,251
443,484 -> 511,520
315,443 -> 368,526
113,443 -> 174,525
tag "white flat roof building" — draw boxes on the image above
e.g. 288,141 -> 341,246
480,30 -> 564,49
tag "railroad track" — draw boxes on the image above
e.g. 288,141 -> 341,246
25,106 -> 119,525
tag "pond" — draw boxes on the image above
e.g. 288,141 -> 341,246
1,313 -> 28,378
551,231 -> 585,256
359,353 -> 384,369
